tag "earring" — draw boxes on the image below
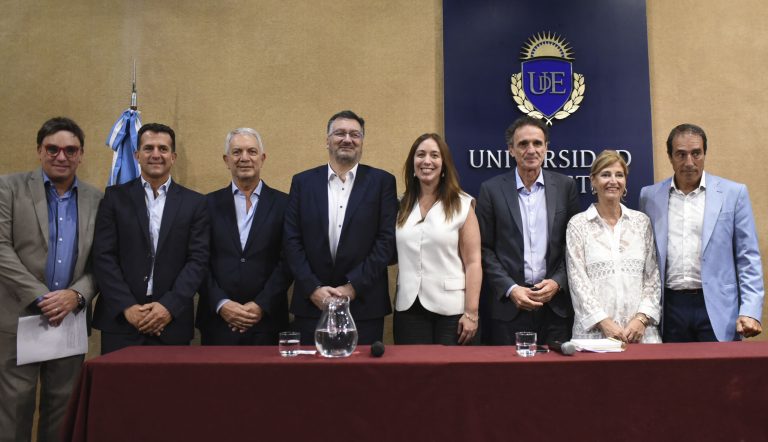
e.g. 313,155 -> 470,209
623,187 -> 628,198
441,172 -> 445,178
591,186 -> 596,195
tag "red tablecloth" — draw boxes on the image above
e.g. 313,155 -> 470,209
62,343 -> 768,441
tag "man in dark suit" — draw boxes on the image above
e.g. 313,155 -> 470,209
197,128 -> 292,345
477,116 -> 580,345
284,110 -> 397,345
0,117 -> 102,442
92,123 -> 209,354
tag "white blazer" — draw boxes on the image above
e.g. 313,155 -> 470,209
395,193 -> 473,315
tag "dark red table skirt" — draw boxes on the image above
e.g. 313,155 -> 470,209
62,343 -> 768,441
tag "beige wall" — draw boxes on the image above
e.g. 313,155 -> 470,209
1,0 -> 765,340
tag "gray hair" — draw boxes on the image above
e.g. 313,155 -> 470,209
224,128 -> 265,154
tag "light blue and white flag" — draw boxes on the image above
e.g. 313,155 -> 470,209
106,109 -> 142,186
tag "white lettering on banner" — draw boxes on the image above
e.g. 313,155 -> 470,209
467,148 -> 633,194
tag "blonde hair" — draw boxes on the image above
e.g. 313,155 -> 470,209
590,150 -> 627,179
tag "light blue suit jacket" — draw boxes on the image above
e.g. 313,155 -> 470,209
639,173 -> 764,341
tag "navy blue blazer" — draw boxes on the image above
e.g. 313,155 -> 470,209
92,178 -> 209,344
196,182 -> 292,338
284,164 -> 397,320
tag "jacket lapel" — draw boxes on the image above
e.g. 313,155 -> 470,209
340,165 -> 367,235
701,175 -> 723,253
130,179 -> 152,251
217,186 -> 242,253
653,179 -> 671,278
500,172 -> 524,236
75,184 -> 94,269
543,170 -> 557,238
29,170 -> 50,248
316,167 -> 330,245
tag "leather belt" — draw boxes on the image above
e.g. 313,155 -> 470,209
665,288 -> 704,295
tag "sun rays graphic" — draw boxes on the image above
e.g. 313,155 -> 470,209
521,32 -> 574,60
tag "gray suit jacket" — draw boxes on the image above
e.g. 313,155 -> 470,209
477,169 -> 580,321
0,169 -> 102,333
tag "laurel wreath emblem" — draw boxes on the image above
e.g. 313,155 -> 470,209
510,72 -> 586,125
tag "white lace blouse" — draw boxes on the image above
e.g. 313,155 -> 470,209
565,204 -> 662,343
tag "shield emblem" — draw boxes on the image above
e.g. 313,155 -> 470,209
522,58 -> 573,118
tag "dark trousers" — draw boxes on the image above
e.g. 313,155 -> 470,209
292,316 -> 384,345
200,322 -> 278,346
100,331 -> 190,355
490,304 -> 572,345
662,288 -> 718,342
393,297 -> 478,345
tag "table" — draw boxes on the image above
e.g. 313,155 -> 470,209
62,343 -> 768,441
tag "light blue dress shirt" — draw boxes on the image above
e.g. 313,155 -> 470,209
216,180 -> 262,313
43,172 -> 79,293
506,168 -> 548,296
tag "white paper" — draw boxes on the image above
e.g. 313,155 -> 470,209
571,338 -> 626,353
16,311 -> 88,365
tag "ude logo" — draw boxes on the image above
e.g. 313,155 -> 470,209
511,32 -> 585,125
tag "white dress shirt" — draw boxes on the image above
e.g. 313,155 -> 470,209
666,172 -> 706,290
141,175 -> 172,296
566,204 -> 662,343
327,163 -> 358,261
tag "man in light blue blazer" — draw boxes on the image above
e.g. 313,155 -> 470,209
639,123 -> 764,342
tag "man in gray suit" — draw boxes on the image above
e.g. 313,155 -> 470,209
477,116 -> 580,345
0,117 -> 102,442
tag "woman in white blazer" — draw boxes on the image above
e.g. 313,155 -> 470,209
394,133 -> 482,345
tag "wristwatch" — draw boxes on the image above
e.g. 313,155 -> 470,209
75,292 -> 86,311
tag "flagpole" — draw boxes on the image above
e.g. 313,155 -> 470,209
130,59 -> 137,111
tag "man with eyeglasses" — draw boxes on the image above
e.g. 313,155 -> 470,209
284,110 -> 397,344
92,123 -> 209,353
640,124 -> 764,342
0,117 -> 103,441
196,128 -> 292,345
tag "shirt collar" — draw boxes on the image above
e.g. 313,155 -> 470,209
514,168 -> 544,191
231,179 -> 263,197
141,175 -> 172,193
585,203 -> 630,222
670,171 -> 706,193
327,163 -> 359,182
41,170 -> 79,192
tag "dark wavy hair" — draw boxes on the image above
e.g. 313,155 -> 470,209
397,133 -> 464,227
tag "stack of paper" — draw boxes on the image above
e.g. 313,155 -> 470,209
570,338 -> 626,353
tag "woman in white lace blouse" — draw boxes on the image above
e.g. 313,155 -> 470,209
565,150 -> 661,343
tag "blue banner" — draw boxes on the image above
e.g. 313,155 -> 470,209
443,0 -> 653,209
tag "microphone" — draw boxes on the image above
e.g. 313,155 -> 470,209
548,341 -> 577,356
370,341 -> 385,357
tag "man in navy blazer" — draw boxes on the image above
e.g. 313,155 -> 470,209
477,116 -> 580,345
197,128 -> 292,345
639,123 -> 763,342
93,123 -> 209,353
284,110 -> 397,345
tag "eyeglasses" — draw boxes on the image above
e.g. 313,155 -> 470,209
44,145 -> 81,158
330,130 -> 363,140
